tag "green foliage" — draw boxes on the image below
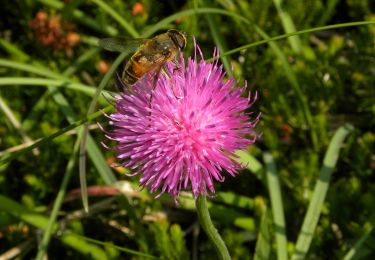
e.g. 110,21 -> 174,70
0,0 -> 374,259
148,221 -> 189,259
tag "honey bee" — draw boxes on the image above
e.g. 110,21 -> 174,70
99,30 -> 187,87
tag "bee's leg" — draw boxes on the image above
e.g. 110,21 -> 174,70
172,59 -> 181,71
171,51 -> 182,73
161,66 -> 172,80
161,66 -> 183,100
148,66 -> 163,117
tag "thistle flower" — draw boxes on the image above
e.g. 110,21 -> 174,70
104,43 -> 259,199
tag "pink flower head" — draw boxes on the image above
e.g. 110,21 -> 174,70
104,42 -> 259,199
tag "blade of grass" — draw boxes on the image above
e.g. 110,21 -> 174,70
0,96 -> 39,156
202,1 -> 232,75
63,48 -> 100,75
0,77 -> 96,96
263,152 -> 288,260
317,0 -> 340,26
0,59 -> 65,79
215,192 -> 254,210
273,0 -> 302,53
344,224 -> 375,260
74,235 -> 157,259
21,92 -> 50,132
90,0 -> 139,38
0,195 -> 109,260
252,25 -> 318,150
0,39 -> 29,62
254,208 -> 272,260
35,137 -> 81,260
79,52 -> 128,212
292,124 -> 354,260
234,150 -> 263,180
0,105 -> 113,166
142,7 -> 251,37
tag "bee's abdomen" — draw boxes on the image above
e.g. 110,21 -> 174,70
123,63 -> 139,85
122,51 -> 149,86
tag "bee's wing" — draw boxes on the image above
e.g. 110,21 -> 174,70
98,38 -> 147,53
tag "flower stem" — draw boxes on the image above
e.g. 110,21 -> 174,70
196,195 -> 231,260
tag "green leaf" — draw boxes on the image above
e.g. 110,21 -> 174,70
273,0 -> 302,53
263,152 -> 288,260
234,150 -> 263,180
344,224 -> 375,260
254,208 -> 272,260
292,124 -> 354,260
90,0 -> 139,37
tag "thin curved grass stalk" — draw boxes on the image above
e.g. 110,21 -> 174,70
217,21 -> 375,58
79,52 -> 128,212
273,0 -> 302,53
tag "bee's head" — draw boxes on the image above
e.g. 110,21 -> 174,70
168,29 -> 187,50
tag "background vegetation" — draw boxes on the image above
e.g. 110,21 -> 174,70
0,0 -> 374,259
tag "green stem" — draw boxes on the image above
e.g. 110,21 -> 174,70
219,21 -> 375,58
196,195 -> 230,260
35,137 -> 81,260
79,52 -> 127,212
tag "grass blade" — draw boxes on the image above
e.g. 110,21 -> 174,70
263,152 -> 288,260
254,208 -> 272,260
0,105 -> 113,165
0,96 -> 39,156
91,0 -> 139,37
0,39 -> 29,61
273,0 -> 302,53
35,137 -> 81,260
292,124 -> 354,260
72,235 -> 157,259
203,1 -> 232,75
0,59 -> 65,79
252,26 -> 318,150
344,224 -> 375,260
79,52 -> 128,212
234,150 -> 263,180
142,7 -> 250,37
0,77 -> 96,95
